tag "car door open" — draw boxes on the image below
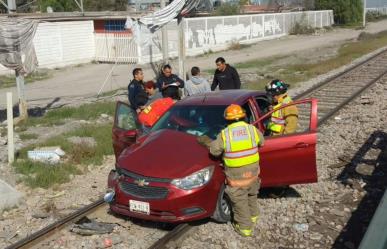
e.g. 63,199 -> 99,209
112,101 -> 140,160
254,99 -> 318,187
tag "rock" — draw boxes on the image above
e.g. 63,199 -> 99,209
32,211 -> 50,219
330,209 -> 346,217
100,114 -> 109,119
355,163 -> 375,176
310,233 -> 323,240
67,136 -> 97,148
0,179 -> 24,212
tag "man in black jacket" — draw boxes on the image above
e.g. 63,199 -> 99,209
156,64 -> 185,99
128,68 -> 148,113
211,57 -> 241,91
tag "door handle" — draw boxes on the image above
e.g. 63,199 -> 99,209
295,143 -> 309,149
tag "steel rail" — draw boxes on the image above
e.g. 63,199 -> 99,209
294,47 -> 387,101
5,198 -> 105,249
148,223 -> 194,249
317,67 -> 387,126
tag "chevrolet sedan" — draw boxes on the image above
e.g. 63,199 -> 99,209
107,90 -> 318,223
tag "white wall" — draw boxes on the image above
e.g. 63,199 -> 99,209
0,21 -> 95,75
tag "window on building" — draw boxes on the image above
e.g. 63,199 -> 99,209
104,20 -> 126,32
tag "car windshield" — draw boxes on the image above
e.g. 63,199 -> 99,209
151,105 -> 228,139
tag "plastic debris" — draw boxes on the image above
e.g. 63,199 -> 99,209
71,217 -> 116,236
27,146 -> 65,164
334,116 -> 342,120
293,223 -> 309,232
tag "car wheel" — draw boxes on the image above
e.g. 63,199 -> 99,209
212,184 -> 232,223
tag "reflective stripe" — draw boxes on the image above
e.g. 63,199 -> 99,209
224,128 -> 231,151
271,116 -> 286,125
224,147 -> 258,159
248,125 -> 257,147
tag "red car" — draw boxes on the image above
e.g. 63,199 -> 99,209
106,90 -> 318,223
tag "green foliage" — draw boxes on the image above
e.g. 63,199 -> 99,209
290,22 -> 316,35
14,123 -> 113,188
38,0 -> 77,12
214,3 -> 240,16
315,0 -> 363,25
366,10 -> 387,22
19,101 -> 115,128
19,133 -> 39,140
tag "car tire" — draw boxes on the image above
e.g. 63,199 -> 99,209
212,184 -> 232,223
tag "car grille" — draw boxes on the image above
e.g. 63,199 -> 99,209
119,181 -> 169,200
117,168 -> 171,183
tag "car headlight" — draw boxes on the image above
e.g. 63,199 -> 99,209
171,166 -> 214,190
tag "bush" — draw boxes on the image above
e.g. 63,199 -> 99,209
366,10 -> 387,22
290,22 -> 316,35
214,3 -> 240,16
315,0 -> 363,25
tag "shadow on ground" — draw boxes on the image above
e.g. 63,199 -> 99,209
332,130 -> 387,248
0,97 -> 61,122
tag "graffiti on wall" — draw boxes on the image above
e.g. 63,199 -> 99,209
186,16 -> 282,50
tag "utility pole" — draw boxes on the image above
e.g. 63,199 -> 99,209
363,0 -> 367,27
161,0 -> 169,64
178,18 -> 186,82
6,0 -> 28,121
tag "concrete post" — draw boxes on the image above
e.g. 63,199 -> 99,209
6,0 -> 16,13
7,92 -> 14,164
161,0 -> 169,63
15,70 -> 28,120
363,0 -> 367,27
178,18 -> 186,81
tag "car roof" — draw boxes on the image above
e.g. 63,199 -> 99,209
176,90 -> 266,106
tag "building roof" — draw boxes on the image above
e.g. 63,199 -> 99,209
0,11 -> 147,21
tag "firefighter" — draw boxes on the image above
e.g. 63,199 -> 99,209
265,79 -> 298,136
199,104 -> 264,237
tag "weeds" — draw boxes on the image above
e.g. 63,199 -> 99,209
239,30 -> 387,90
290,22 -> 316,35
0,70 -> 52,89
19,101 -> 115,128
19,133 -> 39,140
13,123 -> 113,188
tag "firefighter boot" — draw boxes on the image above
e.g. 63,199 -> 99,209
232,223 -> 252,237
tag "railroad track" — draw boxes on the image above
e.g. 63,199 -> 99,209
294,48 -> 387,127
5,47 -> 387,249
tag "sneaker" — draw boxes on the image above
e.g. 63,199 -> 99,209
251,215 -> 259,225
232,223 -> 252,237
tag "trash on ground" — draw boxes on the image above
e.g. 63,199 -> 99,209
293,223 -> 309,232
27,146 -> 65,164
334,116 -> 342,120
70,217 -> 116,236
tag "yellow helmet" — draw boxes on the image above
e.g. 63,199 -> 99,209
224,104 -> 246,120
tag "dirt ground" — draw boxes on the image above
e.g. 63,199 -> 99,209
1,20 -> 387,110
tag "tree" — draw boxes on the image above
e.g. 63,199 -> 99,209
38,0 -> 77,12
315,0 -> 363,24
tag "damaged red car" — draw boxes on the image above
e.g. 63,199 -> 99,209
106,90 -> 318,223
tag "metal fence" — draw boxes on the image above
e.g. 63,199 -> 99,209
94,10 -> 334,64
94,32 -> 140,64
367,7 -> 387,15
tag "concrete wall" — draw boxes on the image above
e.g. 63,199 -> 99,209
139,10 -> 334,63
0,21 -> 95,75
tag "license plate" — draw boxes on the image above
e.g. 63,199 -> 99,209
129,200 -> 150,215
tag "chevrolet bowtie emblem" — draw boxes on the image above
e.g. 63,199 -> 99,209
134,179 -> 149,186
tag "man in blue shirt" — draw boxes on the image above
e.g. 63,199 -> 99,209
128,68 -> 148,113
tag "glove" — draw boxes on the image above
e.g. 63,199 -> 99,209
197,135 -> 213,148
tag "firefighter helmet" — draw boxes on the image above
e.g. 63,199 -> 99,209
224,104 -> 246,120
265,79 -> 289,96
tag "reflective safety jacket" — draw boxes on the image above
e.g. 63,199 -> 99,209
268,95 -> 293,135
221,121 -> 260,168
138,97 -> 174,127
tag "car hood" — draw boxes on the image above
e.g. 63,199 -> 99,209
117,129 -> 216,179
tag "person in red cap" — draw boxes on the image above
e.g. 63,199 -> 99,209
144,80 -> 163,105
